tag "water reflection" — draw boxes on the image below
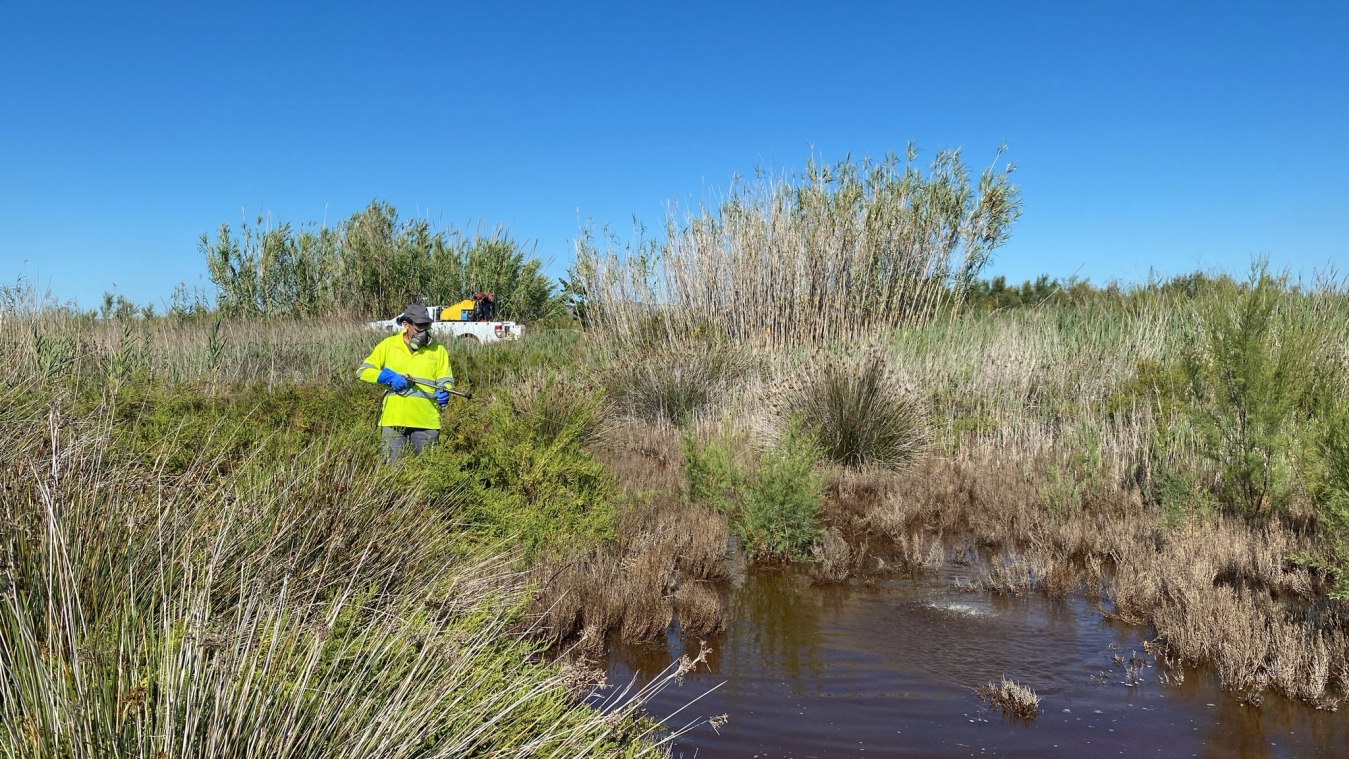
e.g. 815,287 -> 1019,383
720,568 -> 834,696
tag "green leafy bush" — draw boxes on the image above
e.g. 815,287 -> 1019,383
682,433 -> 742,514
417,384 -> 618,556
682,425 -> 824,560
742,425 -> 826,559
1308,402 -> 1349,596
203,200 -> 561,321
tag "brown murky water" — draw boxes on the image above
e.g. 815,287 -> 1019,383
603,561 -> 1349,758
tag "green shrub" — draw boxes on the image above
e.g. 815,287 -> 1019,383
203,201 -> 562,321
681,433 -> 742,514
1309,402 -> 1349,596
682,425 -> 824,560
417,385 -> 617,556
790,349 -> 925,470
102,381 -> 379,473
741,424 -> 826,559
1180,267 -> 1337,518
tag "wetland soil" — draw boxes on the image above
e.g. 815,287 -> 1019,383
603,564 -> 1349,758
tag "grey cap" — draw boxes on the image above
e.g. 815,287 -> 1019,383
395,303 -> 433,326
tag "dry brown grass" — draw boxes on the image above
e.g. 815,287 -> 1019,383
824,451 -> 1349,708
529,426 -> 731,651
673,582 -> 726,638
809,528 -> 851,583
1106,518 -> 1344,705
976,677 -> 1040,719
981,553 -> 1047,596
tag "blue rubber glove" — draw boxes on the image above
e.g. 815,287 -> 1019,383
435,389 -> 450,408
376,367 -> 410,392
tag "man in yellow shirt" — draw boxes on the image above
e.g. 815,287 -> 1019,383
357,303 -> 455,462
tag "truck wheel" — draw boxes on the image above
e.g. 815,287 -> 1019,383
458,334 -> 480,345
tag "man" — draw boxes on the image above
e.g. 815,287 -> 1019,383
357,303 -> 455,462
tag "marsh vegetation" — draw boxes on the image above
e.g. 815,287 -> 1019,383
5,149 -> 1349,755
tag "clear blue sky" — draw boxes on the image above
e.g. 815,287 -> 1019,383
2,1 -> 1345,308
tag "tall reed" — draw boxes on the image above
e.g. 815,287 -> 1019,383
575,147 -> 1021,348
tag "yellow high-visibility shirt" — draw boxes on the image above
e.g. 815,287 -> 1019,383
357,333 -> 454,429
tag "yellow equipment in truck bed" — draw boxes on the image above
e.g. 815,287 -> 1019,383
441,299 -> 477,321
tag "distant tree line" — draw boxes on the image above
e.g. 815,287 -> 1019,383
203,201 -> 559,321
961,271 -> 1251,312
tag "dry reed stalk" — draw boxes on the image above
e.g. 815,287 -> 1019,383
576,149 -> 1021,350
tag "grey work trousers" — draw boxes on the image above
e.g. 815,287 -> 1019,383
381,426 -> 440,462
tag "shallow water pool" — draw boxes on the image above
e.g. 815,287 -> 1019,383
604,563 -> 1349,758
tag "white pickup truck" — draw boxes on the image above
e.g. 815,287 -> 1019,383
366,299 -> 525,345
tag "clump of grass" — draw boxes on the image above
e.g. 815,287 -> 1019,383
674,582 -> 725,638
976,676 -> 1040,719
504,374 -> 611,447
603,342 -> 749,426
0,401 -> 680,758
893,531 -> 946,576
981,553 -> 1047,596
786,349 -> 926,470
810,528 -> 852,582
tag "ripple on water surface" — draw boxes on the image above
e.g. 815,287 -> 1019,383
603,565 -> 1349,758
